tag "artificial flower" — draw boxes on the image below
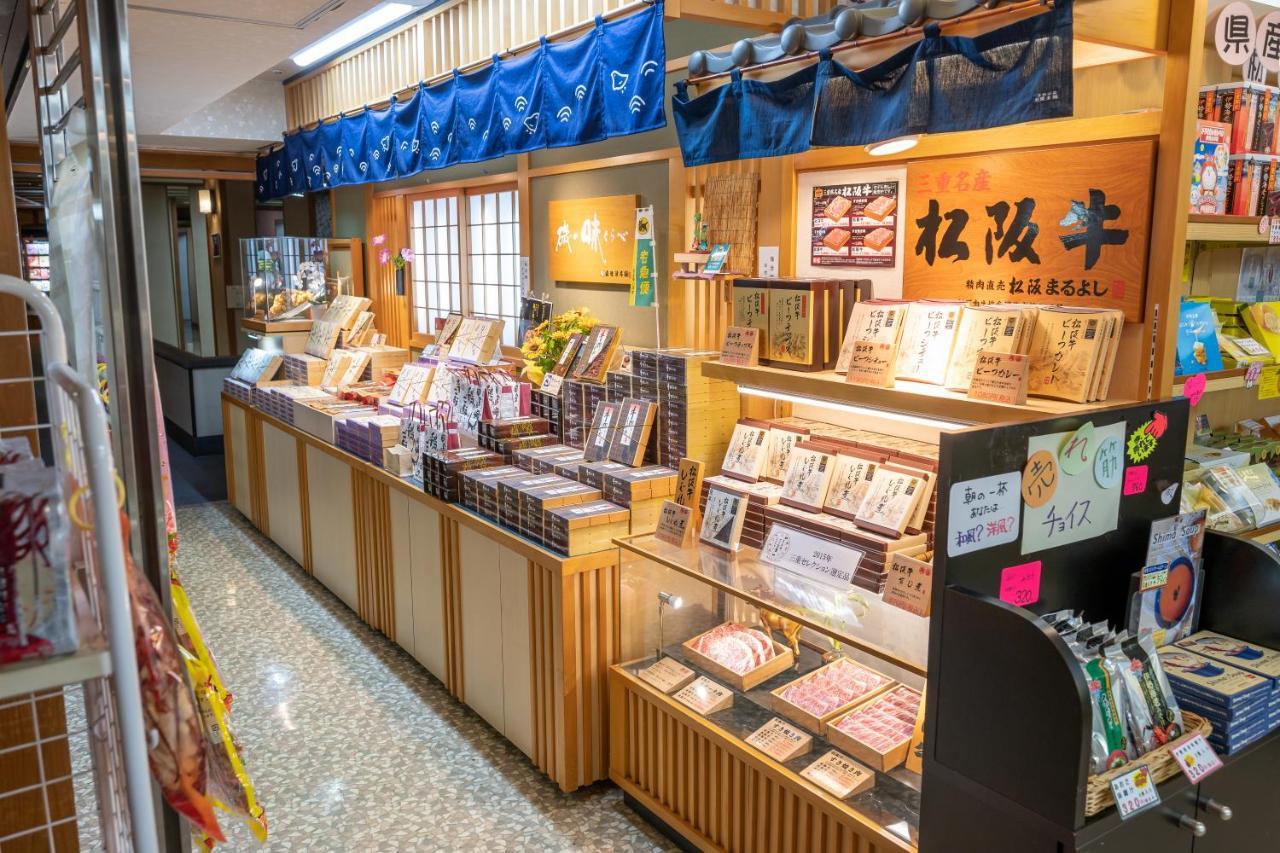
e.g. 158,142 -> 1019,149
371,234 -> 386,247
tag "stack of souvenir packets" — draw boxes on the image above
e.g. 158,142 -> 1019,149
1159,631 -> 1280,754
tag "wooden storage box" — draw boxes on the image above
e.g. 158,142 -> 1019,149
681,628 -> 796,691
770,659 -> 896,736
825,685 -> 922,772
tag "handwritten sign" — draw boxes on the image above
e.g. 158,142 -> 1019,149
721,326 -> 761,366
801,750 -> 875,799
1094,435 -> 1124,489
673,676 -> 734,716
637,656 -> 696,694
1021,450 -> 1058,509
746,717 -> 813,762
1123,465 -> 1149,496
654,500 -> 695,547
1182,372 -> 1207,406
1022,422 -> 1123,554
946,471 -> 1022,557
904,142 -> 1154,322
1110,764 -> 1161,820
999,560 -> 1042,607
844,340 -> 897,388
761,524 -> 865,588
967,351 -> 1030,405
884,551 -> 934,616
1059,421 -> 1096,477
1170,734 -> 1223,784
548,194 -> 638,285
674,458 -> 705,510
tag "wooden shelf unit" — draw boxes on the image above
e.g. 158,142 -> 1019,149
700,361 -> 1129,426
222,392 -> 618,792
1172,367 -> 1251,396
1185,214 -> 1269,244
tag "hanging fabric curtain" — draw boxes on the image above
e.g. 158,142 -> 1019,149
256,0 -> 667,201
673,63 -> 821,167
674,0 -> 1073,167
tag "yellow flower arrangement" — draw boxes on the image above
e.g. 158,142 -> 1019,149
520,306 -> 598,383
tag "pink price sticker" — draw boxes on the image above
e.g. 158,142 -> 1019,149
1170,734 -> 1223,784
1123,465 -> 1148,496
999,560 -> 1042,608
1246,361 -> 1263,388
1182,372 -> 1207,407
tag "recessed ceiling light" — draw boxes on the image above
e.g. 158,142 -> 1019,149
291,3 -> 416,68
866,135 -> 920,157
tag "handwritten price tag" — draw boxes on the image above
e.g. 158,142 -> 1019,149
999,560 -> 1042,607
1170,734 -> 1223,784
1123,465 -> 1148,496
1110,764 -> 1161,820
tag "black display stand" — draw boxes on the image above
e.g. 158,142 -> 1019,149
918,400 -> 1280,851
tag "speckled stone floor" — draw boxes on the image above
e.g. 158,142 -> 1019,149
176,501 -> 670,852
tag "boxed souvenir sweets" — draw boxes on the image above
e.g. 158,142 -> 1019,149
854,464 -> 929,539
721,419 -> 772,483
576,460 -> 632,493
699,474 -> 784,549
230,348 -> 283,386
823,450 -> 887,521
293,398 -> 376,444
682,622 -> 796,691
654,349 -> 737,467
571,324 -> 623,383
355,344 -> 412,381
780,441 -> 838,513
551,455 -> 590,482
497,473 -> 566,532
826,685 -> 922,772
450,317 -> 505,364
944,304 -> 1032,391
512,443 -> 578,473
584,401 -> 624,463
563,377 -> 608,449
1025,307 -> 1120,403
835,299 -> 908,375
520,479 -> 602,544
544,499 -> 631,556
304,319 -> 343,359
772,657 -> 895,736
529,389 -> 563,439
459,465 -> 524,516
478,416 -> 552,441
423,448 -> 504,502
282,352 -> 329,385
895,301 -> 964,385
607,398 -> 658,467
763,423 -> 809,484
602,465 -> 677,533
700,484 -> 751,551
259,385 -> 332,424
765,279 -> 828,370
1190,120 -> 1231,215
387,363 -> 434,406
731,279 -> 772,361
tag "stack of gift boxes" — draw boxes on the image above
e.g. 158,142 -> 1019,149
1158,631 -> 1280,755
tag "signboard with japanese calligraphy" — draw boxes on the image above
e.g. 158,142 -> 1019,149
903,141 -> 1155,322
548,194 -> 639,285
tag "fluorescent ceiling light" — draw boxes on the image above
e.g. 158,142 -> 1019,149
291,3 -> 415,68
866,135 -> 920,157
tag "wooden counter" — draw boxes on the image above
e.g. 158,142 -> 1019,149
222,393 -> 617,791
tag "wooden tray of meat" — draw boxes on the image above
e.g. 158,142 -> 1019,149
682,623 -> 796,692
825,685 -> 921,771
770,657 -> 895,736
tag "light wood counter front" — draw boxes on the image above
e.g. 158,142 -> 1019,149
221,393 -> 617,791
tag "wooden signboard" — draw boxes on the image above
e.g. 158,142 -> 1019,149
904,141 -> 1154,322
548,194 -> 639,285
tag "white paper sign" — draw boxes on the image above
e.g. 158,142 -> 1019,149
673,676 -> 733,716
800,750 -> 874,799
946,471 -> 1022,557
637,657 -> 696,694
761,524 -> 864,588
1110,764 -> 1161,820
746,717 -> 813,763
1170,734 -> 1223,784
1021,422 -> 1123,555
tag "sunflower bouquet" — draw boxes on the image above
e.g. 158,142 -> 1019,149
520,307 -> 598,385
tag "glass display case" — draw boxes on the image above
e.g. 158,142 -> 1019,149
242,236 -> 333,322
611,533 -> 929,851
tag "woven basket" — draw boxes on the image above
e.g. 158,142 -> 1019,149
1084,710 -> 1212,817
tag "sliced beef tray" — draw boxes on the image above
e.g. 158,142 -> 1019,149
690,623 -> 776,675
778,658 -> 890,718
831,686 -> 920,754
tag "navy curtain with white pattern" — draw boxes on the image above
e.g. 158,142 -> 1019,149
256,1 -> 666,201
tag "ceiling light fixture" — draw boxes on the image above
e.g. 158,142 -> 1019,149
291,3 -> 416,68
866,135 -> 920,157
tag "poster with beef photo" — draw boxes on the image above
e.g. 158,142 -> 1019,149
810,181 -> 899,269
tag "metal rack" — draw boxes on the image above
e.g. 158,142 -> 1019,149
0,276 -> 158,853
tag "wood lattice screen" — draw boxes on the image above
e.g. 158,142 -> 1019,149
368,194 -> 409,349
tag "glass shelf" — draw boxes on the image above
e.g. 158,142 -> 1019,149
616,533 -> 929,677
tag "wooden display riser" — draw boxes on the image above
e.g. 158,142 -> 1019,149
609,666 -> 914,853
222,393 -> 616,791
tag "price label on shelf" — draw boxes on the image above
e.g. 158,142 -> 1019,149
746,717 -> 813,763
1110,764 -> 1161,820
673,676 -> 733,716
1270,215 -> 1280,245
1170,734 -> 1223,784
801,750 -> 875,799
637,656 -> 696,694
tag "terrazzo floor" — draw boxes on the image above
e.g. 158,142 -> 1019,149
176,501 -> 670,852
